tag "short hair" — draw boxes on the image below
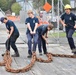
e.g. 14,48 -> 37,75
48,23 -> 54,30
4,17 -> 7,20
27,10 -> 33,14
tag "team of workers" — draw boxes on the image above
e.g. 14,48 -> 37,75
0,4 -> 76,58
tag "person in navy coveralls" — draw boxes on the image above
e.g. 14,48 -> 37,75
25,10 -> 39,58
0,17 -> 20,57
60,4 -> 76,55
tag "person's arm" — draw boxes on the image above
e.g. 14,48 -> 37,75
45,31 -> 48,38
60,13 -> 66,27
60,19 -> 66,27
42,35 -> 48,44
8,26 -> 14,38
41,27 -> 48,44
33,18 -> 39,34
33,23 -> 38,33
73,14 -> 76,20
73,14 -> 76,28
25,18 -> 33,34
27,23 -> 32,33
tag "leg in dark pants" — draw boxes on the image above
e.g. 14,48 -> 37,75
41,37 -> 47,54
33,33 -> 38,52
2,39 -> 10,56
27,33 -> 32,55
5,38 -> 10,51
66,29 -> 75,50
38,36 -> 42,53
2,35 -> 19,57
10,34 -> 19,57
10,35 -> 19,53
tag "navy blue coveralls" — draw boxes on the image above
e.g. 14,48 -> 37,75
37,25 -> 48,54
25,17 -> 39,55
61,13 -> 76,50
5,20 -> 19,53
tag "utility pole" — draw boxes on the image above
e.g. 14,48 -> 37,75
60,0 -> 63,13
45,0 -> 47,3
52,0 -> 54,19
57,0 -> 60,44
24,0 -> 26,11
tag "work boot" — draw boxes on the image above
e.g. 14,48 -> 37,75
73,52 -> 76,56
2,50 -> 10,56
12,51 -> 20,57
39,52 -> 42,56
44,51 -> 48,54
2,53 -> 5,56
72,48 -> 76,53
12,53 -> 20,57
27,54 -> 32,58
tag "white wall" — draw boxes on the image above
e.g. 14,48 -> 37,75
70,0 -> 75,8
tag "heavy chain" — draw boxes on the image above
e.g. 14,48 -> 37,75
0,51 -> 76,73
51,53 -> 76,58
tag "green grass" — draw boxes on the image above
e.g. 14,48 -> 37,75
48,32 -> 76,37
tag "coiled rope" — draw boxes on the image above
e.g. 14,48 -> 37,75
0,51 -> 76,73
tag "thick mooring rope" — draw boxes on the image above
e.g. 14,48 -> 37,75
0,51 -> 76,73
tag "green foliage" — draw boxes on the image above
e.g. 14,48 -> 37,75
47,0 -> 70,5
11,2 -> 21,15
63,0 -> 70,5
0,0 -> 70,12
0,0 -> 16,11
48,32 -> 76,37
33,0 -> 45,9
0,0 -> 8,11
33,0 -> 70,10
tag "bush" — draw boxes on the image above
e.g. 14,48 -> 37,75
11,2 -> 21,15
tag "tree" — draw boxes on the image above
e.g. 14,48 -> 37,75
0,0 -> 8,11
33,0 -> 70,10
11,2 -> 21,15
63,0 -> 70,5
12,0 -> 16,3
47,0 -> 70,5
0,0 -> 16,11
33,0 -> 45,10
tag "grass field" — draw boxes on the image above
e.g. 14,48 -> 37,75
48,31 -> 76,37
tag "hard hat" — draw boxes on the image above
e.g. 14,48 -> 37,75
64,4 -> 72,10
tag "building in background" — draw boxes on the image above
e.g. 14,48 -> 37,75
70,0 -> 76,14
70,0 -> 76,8
16,0 -> 33,23
75,0 -> 76,8
16,0 -> 33,11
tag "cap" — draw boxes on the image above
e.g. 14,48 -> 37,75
0,17 -> 5,23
